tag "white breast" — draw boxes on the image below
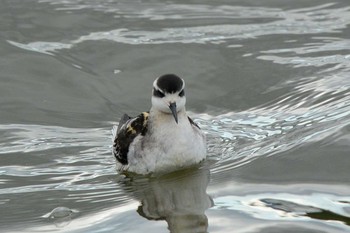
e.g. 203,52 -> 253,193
122,110 -> 206,174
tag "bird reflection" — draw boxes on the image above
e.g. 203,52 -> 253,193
120,166 -> 213,233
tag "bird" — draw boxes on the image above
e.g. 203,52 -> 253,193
112,74 -> 206,175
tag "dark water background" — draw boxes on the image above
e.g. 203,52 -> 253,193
1,0 -> 350,232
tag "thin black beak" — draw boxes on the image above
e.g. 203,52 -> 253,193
169,102 -> 178,124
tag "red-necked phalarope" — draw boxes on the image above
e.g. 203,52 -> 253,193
112,74 -> 206,175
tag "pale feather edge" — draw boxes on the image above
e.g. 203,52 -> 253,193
112,125 -> 127,172
111,125 -> 118,142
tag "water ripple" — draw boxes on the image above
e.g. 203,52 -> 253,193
197,72 -> 350,173
7,3 -> 350,54
213,192 -> 350,230
0,124 -> 110,154
0,124 -> 117,197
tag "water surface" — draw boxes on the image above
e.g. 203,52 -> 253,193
1,0 -> 350,232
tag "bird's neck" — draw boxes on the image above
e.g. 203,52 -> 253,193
149,107 -> 187,125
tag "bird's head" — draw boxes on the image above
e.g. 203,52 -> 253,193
151,74 -> 186,124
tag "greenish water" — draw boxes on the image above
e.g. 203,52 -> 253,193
1,0 -> 350,232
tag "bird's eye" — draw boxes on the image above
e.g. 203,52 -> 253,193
179,89 -> 185,97
153,88 -> 165,98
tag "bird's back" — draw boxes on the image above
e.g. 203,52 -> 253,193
113,112 -> 149,165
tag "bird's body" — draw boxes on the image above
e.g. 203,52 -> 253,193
113,74 -> 206,175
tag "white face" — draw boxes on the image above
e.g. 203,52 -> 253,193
151,75 -> 186,119
151,91 -> 186,114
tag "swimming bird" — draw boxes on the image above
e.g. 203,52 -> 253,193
112,74 -> 206,175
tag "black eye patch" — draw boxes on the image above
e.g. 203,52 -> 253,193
153,88 -> 165,98
179,89 -> 185,97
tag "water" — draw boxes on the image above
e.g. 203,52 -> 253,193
1,0 -> 350,232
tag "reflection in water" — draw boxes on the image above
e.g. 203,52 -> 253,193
120,167 -> 213,233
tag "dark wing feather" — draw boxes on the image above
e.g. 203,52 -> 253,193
188,116 -> 201,129
113,112 -> 149,165
117,114 -> 131,133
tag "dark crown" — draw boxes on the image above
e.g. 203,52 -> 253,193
156,74 -> 184,94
